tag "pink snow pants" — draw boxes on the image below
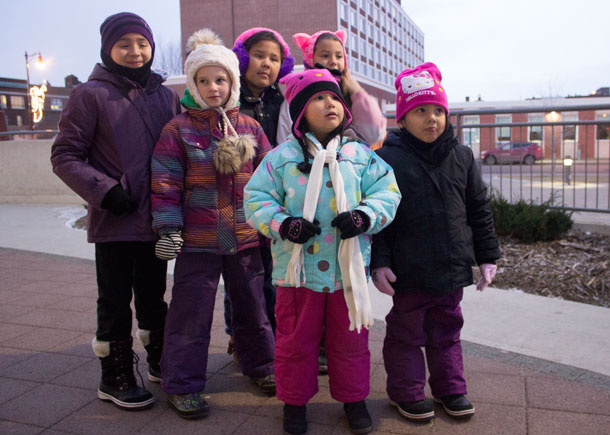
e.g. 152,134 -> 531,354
274,286 -> 370,405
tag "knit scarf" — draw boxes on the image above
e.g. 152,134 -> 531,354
284,135 -> 373,332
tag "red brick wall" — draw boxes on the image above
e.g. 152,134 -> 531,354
579,110 -> 596,159
180,0 -> 336,66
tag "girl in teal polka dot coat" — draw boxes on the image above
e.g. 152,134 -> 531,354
245,134 -> 400,293
244,68 -> 400,435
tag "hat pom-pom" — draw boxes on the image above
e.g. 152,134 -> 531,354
186,28 -> 223,54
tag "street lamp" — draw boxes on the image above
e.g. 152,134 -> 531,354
24,51 -> 44,130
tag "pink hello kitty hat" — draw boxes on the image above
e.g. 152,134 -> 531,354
395,62 -> 448,122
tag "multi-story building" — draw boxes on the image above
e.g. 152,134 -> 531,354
0,76 -> 76,134
176,0 -> 424,108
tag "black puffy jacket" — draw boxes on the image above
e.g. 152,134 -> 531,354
239,81 -> 284,147
371,128 -> 501,295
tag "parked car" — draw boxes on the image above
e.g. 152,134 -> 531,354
481,142 -> 542,165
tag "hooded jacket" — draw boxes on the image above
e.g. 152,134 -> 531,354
151,106 -> 271,255
51,64 -> 181,243
370,127 -> 501,295
244,133 -> 400,292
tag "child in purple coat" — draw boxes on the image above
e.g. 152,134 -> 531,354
51,12 -> 180,411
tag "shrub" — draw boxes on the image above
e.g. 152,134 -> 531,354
489,190 -> 573,243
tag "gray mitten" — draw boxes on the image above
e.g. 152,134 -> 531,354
155,231 -> 183,260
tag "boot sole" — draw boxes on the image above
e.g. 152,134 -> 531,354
147,372 -> 162,383
349,424 -> 372,434
433,398 -> 475,418
390,400 -> 435,422
167,399 -> 209,419
97,390 -> 154,410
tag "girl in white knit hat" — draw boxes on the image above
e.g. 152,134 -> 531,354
150,29 -> 275,418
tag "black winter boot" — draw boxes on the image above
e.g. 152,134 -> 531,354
283,404 -> 307,435
93,337 -> 154,410
344,400 -> 372,434
137,329 -> 163,383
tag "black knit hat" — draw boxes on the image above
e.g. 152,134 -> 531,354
100,12 -> 155,56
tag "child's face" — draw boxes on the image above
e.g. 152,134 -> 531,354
313,39 -> 345,72
195,65 -> 231,108
398,104 -> 446,143
244,40 -> 282,96
110,33 -> 152,68
304,92 -> 345,141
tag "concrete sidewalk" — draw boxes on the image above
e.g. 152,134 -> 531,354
2,204 -> 609,376
0,204 -> 609,434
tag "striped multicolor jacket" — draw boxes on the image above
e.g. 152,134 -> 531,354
151,106 -> 271,255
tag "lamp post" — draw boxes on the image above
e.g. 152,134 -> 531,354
563,155 -> 573,185
24,51 -> 44,130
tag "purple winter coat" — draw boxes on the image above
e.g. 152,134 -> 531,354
51,64 -> 181,243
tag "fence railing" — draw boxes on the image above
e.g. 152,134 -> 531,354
0,129 -> 58,140
453,104 -> 610,214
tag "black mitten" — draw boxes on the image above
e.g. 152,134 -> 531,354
331,210 -> 370,239
279,217 -> 321,244
101,185 -> 137,215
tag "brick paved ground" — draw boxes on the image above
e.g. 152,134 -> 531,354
1,248 -> 608,434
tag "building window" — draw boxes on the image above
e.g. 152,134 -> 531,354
10,95 -> 25,109
350,9 -> 357,25
496,115 -> 511,142
50,98 -> 63,111
0,95 -> 7,109
596,113 -> 610,140
529,115 -> 544,141
462,116 -> 480,147
16,115 -> 23,127
350,34 -> 358,53
562,114 -> 577,141
340,2 -> 348,20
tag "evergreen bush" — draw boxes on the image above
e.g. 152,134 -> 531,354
488,190 -> 573,243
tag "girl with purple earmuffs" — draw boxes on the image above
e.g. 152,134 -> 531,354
221,28 -> 295,361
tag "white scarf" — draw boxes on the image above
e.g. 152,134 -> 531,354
284,136 -> 373,332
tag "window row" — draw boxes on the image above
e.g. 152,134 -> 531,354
460,114 -> 610,144
0,95 -> 63,111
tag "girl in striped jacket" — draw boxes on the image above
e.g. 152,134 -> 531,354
150,29 -> 275,419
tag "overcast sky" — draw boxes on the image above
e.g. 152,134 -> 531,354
1,0 -> 608,103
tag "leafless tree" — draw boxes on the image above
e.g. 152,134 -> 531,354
153,39 -> 183,76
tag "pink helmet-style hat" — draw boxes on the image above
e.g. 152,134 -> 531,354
293,30 -> 348,70
395,62 -> 449,122
280,69 -> 352,138
232,27 -> 295,80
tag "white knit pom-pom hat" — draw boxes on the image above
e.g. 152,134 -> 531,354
184,28 -> 241,110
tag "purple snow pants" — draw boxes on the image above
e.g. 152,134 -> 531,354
383,289 -> 466,402
275,286 -> 370,405
161,248 -> 274,394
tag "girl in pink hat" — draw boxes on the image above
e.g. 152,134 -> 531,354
371,62 -> 501,423
276,30 -> 387,146
245,68 -> 400,435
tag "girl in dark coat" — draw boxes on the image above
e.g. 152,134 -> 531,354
370,62 -> 501,423
219,28 -> 295,351
50,12 -> 180,411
